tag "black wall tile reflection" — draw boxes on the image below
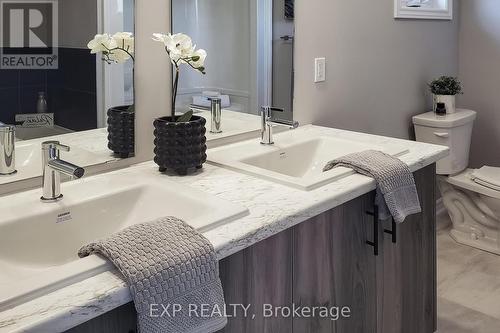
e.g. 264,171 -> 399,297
0,47 -> 96,130
55,89 -> 97,131
20,69 -> 47,87
0,87 -> 19,124
58,48 -> 96,93
0,67 -> 19,89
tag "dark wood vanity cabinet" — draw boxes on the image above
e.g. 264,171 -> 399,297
290,190 -> 378,333
219,164 -> 436,333
376,164 -> 437,333
66,164 -> 436,333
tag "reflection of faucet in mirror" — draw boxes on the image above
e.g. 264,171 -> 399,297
0,124 -> 16,175
41,141 -> 85,202
260,106 -> 299,145
209,97 -> 223,134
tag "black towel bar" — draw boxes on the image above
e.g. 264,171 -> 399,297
384,218 -> 397,243
365,206 -> 379,256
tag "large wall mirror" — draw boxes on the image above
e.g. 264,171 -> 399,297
171,0 -> 295,121
0,0 -> 134,187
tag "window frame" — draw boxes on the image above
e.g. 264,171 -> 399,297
394,0 -> 453,20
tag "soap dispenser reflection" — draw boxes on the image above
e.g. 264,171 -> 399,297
36,92 -> 48,114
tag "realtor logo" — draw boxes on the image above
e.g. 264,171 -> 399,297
0,0 -> 58,69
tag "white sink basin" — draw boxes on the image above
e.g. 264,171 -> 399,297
208,126 -> 409,190
0,141 -> 111,185
0,166 -> 248,310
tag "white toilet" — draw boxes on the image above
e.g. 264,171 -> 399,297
413,109 -> 500,255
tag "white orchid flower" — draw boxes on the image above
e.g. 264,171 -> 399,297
151,33 -> 170,45
88,32 -> 134,64
153,33 -> 195,64
87,34 -> 116,54
113,32 -> 133,40
112,32 -> 134,54
169,33 -> 193,51
190,49 -> 207,71
108,32 -> 134,63
152,33 -> 178,63
152,32 -> 207,73
108,50 -> 131,63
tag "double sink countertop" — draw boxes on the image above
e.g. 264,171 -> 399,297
0,124 -> 449,333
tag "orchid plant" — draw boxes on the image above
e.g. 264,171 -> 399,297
87,32 -> 135,64
153,33 -> 207,122
88,32 -> 135,113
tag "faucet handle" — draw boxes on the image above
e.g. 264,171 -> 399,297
268,107 -> 285,113
261,106 -> 285,117
261,106 -> 285,119
41,141 -> 70,152
56,143 -> 70,152
261,106 -> 298,128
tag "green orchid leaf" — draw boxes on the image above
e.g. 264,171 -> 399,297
177,110 -> 193,123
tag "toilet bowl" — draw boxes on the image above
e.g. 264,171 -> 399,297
413,109 -> 500,255
440,170 -> 500,254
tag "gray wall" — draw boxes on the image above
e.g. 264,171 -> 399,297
294,0 -> 459,140
458,0 -> 500,168
59,0 -> 97,48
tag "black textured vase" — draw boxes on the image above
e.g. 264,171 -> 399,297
153,115 -> 207,175
107,105 -> 135,158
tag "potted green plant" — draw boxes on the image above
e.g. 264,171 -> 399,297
152,33 -> 208,175
88,32 -> 135,158
429,76 -> 463,114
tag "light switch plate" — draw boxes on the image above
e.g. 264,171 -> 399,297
314,57 -> 326,83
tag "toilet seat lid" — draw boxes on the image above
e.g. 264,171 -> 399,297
473,178 -> 500,192
447,170 -> 500,200
471,166 -> 500,191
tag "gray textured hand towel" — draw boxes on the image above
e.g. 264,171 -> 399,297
323,150 -> 421,223
78,217 -> 227,333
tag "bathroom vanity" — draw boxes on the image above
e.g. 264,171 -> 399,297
65,166 -> 436,333
0,126 -> 447,333
219,164 -> 436,333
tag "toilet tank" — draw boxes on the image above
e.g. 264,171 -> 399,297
413,109 -> 477,175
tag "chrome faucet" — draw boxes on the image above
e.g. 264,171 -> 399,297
260,106 -> 299,145
41,141 -> 85,202
209,97 -> 222,134
0,124 -> 16,175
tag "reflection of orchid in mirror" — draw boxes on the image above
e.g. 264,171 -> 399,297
87,32 -> 135,64
88,33 -> 135,113
152,33 -> 207,122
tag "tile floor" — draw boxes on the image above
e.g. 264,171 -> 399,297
437,214 -> 500,332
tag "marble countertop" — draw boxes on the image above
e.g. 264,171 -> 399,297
0,125 -> 449,333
